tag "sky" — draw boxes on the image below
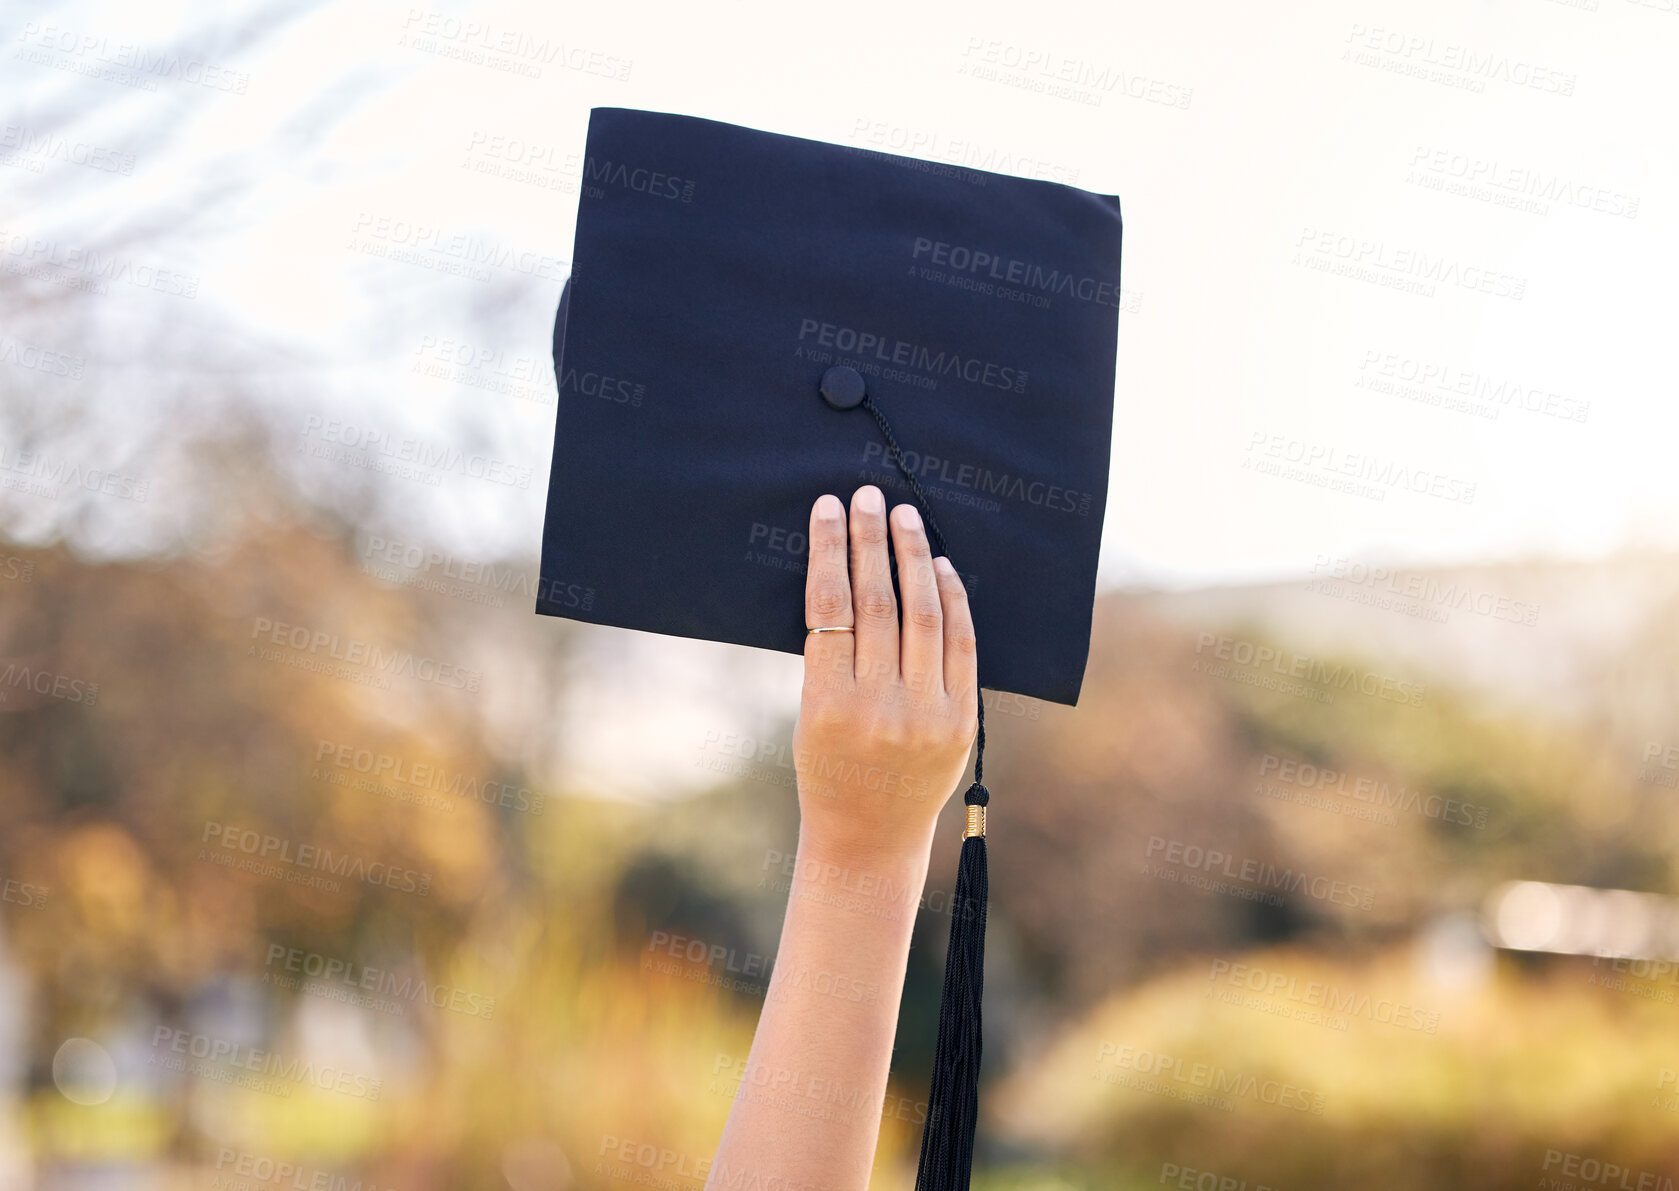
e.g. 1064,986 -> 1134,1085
4,0 -> 1677,592
3,0 -> 1676,799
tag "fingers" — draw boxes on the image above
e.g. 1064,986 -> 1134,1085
848,485 -> 898,683
891,503 -> 942,694
933,556 -> 977,704
803,494 -> 854,684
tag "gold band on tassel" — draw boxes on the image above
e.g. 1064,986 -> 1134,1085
963,804 -> 986,839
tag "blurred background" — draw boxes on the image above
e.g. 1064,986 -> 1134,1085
3,0 -> 1677,1187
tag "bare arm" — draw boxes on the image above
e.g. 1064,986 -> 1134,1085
706,485 -> 978,1191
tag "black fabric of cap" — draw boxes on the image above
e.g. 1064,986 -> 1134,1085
536,106 -> 1122,705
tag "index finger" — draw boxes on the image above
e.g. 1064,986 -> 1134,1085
803,493 -> 854,687
933,556 -> 976,704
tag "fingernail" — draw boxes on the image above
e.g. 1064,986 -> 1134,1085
894,504 -> 922,531
933,556 -> 955,576
856,485 -> 883,513
815,494 -> 843,520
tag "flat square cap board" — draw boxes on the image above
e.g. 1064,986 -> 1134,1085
536,106 -> 1122,706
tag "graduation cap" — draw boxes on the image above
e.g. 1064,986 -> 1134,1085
537,107 -> 1122,1188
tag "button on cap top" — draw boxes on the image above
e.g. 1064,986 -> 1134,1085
819,365 -> 867,410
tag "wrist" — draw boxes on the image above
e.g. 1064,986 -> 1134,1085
796,814 -> 936,876
790,822 -> 934,926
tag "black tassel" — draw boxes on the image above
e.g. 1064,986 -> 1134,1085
914,772 -> 988,1190
824,378 -> 993,1188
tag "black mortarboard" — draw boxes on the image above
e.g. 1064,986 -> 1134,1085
536,107 -> 1122,1187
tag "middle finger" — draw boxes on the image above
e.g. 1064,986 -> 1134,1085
848,485 -> 898,683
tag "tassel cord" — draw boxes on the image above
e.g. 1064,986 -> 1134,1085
857,393 -> 990,1191
858,394 -> 986,778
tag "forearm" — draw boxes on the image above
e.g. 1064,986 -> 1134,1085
707,816 -> 936,1191
705,486 -> 977,1187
